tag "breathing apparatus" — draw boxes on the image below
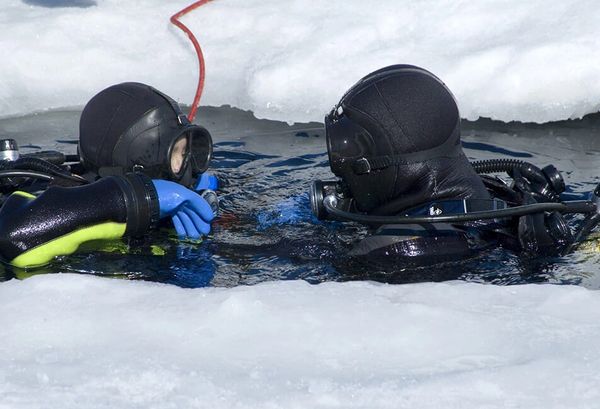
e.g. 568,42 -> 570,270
78,82 -> 213,188
310,64 -> 600,255
310,172 -> 593,223
311,158 -> 600,254
0,138 -> 86,189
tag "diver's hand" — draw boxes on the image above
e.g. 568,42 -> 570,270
152,180 -> 215,239
194,172 -> 219,191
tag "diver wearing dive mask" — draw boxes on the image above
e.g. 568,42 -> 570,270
311,65 -> 600,262
78,82 -> 213,188
0,83 -> 218,269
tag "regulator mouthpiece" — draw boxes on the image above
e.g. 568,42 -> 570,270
0,139 -> 19,161
309,180 -> 357,221
310,180 -> 343,220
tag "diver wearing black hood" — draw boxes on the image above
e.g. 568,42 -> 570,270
311,65 -> 600,262
0,83 -> 217,269
79,82 -> 212,187
325,64 -> 489,214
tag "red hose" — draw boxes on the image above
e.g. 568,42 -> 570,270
170,0 -> 214,122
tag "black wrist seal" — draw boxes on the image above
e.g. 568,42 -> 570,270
110,173 -> 160,237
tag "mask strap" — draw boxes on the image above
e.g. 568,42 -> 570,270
351,127 -> 462,174
149,87 -> 191,125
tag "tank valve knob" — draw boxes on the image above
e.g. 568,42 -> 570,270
0,138 -> 19,161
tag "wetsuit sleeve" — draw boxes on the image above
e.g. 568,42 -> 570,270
0,173 -> 159,268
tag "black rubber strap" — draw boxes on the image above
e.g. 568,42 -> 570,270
351,127 -> 462,174
151,86 -> 191,125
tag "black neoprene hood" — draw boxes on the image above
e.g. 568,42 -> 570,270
325,64 -> 488,213
79,82 -> 212,185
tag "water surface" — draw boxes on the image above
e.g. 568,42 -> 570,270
1,107 -> 600,288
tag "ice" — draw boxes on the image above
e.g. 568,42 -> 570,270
1,0 -> 600,123
2,2 -> 600,407
1,274 -> 600,408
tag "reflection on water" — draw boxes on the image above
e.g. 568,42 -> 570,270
1,107 -> 600,288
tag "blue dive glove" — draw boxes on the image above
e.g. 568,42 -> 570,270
152,180 -> 216,239
194,172 -> 219,191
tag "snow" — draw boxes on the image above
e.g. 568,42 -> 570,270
3,1 -> 600,407
1,0 -> 600,123
2,274 -> 600,408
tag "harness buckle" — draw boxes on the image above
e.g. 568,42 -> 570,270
353,157 -> 371,174
177,114 -> 190,125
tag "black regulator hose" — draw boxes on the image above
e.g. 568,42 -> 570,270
471,158 -> 532,174
0,170 -> 54,182
471,158 -> 565,199
322,196 -> 596,225
13,157 -> 67,174
0,157 -> 86,184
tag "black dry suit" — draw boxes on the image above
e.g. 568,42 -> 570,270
315,64 -> 596,262
0,173 -> 159,268
0,82 -> 215,269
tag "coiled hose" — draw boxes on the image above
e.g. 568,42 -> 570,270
472,159 -> 600,252
471,158 -> 537,175
471,158 -> 564,202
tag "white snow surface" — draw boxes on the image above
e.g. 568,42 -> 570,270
2,0 -> 600,123
3,2 -> 600,407
2,274 -> 600,408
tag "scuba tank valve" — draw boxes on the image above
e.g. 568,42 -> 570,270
0,139 -> 19,162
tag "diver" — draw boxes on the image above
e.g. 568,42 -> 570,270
310,64 -> 600,263
0,82 -> 218,269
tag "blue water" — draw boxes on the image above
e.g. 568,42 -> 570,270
1,107 -> 600,288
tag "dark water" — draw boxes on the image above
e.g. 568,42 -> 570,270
1,107 -> 600,288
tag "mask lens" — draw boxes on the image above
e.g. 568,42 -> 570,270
325,112 -> 373,176
170,134 -> 188,176
188,126 -> 213,174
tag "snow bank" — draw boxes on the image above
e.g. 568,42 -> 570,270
3,3 -> 600,406
2,274 -> 600,408
2,0 -> 600,123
